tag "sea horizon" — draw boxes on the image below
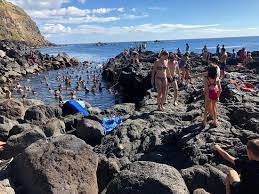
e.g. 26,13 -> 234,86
53,35 -> 259,46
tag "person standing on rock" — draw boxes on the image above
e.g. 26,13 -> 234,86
214,139 -> 259,194
216,44 -> 220,56
220,47 -> 227,79
167,54 -> 180,106
186,43 -> 190,54
203,65 -> 222,127
152,50 -> 172,111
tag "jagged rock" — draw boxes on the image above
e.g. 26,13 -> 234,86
63,113 -> 83,133
0,179 -> 15,194
76,118 -> 104,146
0,99 -> 25,120
0,115 -> 18,141
104,161 -> 189,194
105,103 -> 135,117
0,76 -> 7,84
43,118 -> 65,137
5,49 -> 21,59
24,105 -> 62,125
88,107 -> 102,115
21,98 -> 44,108
13,135 -> 99,194
2,124 -> 46,158
181,164 -> 225,194
97,155 -> 120,192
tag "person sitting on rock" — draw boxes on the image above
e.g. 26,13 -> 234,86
203,65 -> 222,127
151,50 -> 173,111
243,52 -> 254,66
132,51 -> 140,64
214,139 -> 259,194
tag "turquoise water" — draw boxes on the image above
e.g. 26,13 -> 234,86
16,36 -> 259,109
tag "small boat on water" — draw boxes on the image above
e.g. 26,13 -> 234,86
95,42 -> 107,46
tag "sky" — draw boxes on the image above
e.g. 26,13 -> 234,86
7,0 -> 259,44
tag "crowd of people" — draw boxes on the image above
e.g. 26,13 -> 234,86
151,44 -> 255,122
150,44 -> 258,194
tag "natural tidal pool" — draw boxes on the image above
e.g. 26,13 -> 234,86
13,64 -> 121,109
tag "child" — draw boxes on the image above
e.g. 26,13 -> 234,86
203,65 -> 222,127
214,139 -> 259,194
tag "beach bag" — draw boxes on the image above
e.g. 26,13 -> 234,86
208,80 -> 219,100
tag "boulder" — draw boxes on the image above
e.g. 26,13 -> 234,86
104,161 -> 189,194
0,99 -> 25,120
21,98 -> 44,108
0,179 -> 15,194
76,118 -> 104,146
13,135 -> 99,194
6,48 -> 20,59
43,118 -> 65,137
105,103 -> 135,117
24,105 -> 62,125
63,113 -> 83,133
0,115 -> 18,141
97,155 -> 120,192
181,164 -> 225,194
0,50 -> 6,58
2,124 -> 46,158
0,76 -> 7,84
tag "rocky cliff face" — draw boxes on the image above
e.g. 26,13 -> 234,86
0,0 -> 50,47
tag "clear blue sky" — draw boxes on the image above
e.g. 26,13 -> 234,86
8,0 -> 259,43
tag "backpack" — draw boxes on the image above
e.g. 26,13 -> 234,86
208,79 -> 219,100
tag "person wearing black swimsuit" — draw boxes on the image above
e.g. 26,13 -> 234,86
152,50 -> 172,111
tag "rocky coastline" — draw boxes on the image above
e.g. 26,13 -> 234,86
0,41 -> 258,194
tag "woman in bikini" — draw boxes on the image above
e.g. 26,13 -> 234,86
167,53 -> 180,106
203,65 -> 222,127
152,50 -> 172,111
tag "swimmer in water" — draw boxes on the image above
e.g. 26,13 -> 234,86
99,82 -> 103,92
108,88 -> 113,95
70,91 -> 77,99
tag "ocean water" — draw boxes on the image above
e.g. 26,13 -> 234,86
39,36 -> 259,63
15,36 -> 259,109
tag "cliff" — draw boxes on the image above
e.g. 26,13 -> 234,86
0,0 -> 50,47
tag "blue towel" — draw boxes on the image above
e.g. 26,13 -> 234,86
102,117 -> 123,134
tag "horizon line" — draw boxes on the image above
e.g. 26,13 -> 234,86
50,35 -> 259,46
